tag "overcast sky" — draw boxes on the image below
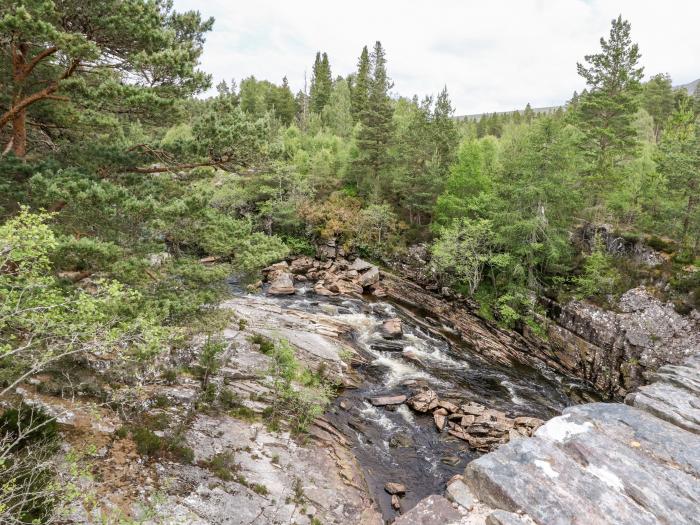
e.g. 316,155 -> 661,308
173,0 -> 699,115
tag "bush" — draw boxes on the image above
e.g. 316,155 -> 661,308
263,339 -> 331,435
0,209 -> 169,397
573,238 -> 621,300
0,405 -> 62,524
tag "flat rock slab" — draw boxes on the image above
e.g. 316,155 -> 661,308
486,510 -> 534,525
371,395 -> 407,406
464,402 -> 700,525
392,495 -> 461,525
626,358 -> 700,434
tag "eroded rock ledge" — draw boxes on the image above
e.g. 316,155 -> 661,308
273,251 -> 699,400
444,354 -> 700,525
543,288 -> 700,397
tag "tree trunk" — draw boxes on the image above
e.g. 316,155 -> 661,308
11,110 -> 27,157
10,42 -> 28,158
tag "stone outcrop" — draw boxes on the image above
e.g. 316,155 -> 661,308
398,388 -> 543,452
263,253 -> 384,298
36,291 -> 384,525
382,243 -> 698,399
543,287 -> 700,396
457,354 -> 700,525
391,495 -> 461,525
379,267 -> 698,399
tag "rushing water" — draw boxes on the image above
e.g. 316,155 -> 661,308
252,284 -> 598,520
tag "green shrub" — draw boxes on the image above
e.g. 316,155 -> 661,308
249,334 -> 275,354
205,451 -> 238,481
573,239 -> 621,300
132,426 -> 163,456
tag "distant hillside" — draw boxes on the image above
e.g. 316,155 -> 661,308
457,78 -> 699,121
677,78 -> 699,95
456,105 -> 559,121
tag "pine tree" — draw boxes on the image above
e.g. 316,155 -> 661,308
350,46 -> 370,123
275,77 -> 298,125
658,99 -> 700,247
0,0 -> 213,157
352,41 -> 394,197
576,16 -> 644,203
642,73 -> 675,142
432,86 -> 459,175
310,51 -> 332,113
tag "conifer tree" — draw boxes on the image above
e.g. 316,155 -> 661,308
658,99 -> 700,247
576,16 -> 644,203
310,51 -> 332,113
0,0 -> 213,157
642,73 -> 675,142
350,46 -> 370,123
352,41 -> 394,197
432,86 -> 459,175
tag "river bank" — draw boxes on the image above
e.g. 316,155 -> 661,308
9,252 -> 698,524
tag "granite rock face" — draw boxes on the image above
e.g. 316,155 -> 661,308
544,287 -> 700,396
626,353 -> 700,434
462,362 -> 700,525
391,495 -> 461,525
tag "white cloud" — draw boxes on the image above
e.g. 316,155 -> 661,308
174,0 -> 700,115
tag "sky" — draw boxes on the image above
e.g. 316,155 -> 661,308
173,0 -> 700,115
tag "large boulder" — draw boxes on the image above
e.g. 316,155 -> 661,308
268,272 -> 295,295
370,395 -> 407,406
358,266 -> 380,287
381,318 -> 403,339
328,279 -> 363,295
408,389 -> 439,412
392,495 -> 461,525
289,256 -> 316,274
317,240 -> 337,260
349,258 -> 373,272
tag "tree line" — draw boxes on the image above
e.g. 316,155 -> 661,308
0,6 -> 699,519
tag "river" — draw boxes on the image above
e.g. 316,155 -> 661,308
244,282 -> 599,520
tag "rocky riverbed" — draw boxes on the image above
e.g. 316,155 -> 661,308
9,250 -> 699,524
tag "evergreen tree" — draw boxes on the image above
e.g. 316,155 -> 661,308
657,99 -> 700,248
322,79 -> 354,137
523,103 -> 535,123
432,86 -> 459,175
0,0 -> 213,157
576,16 -> 644,204
642,73 -> 675,142
350,46 -> 370,123
274,77 -> 298,125
352,41 -> 394,197
390,96 -> 436,224
310,51 -> 332,113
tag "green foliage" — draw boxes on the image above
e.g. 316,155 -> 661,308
432,218 -> 495,295
0,209 -> 168,394
352,41 -> 394,197
257,339 -> 331,435
573,238 -> 621,299
575,16 -> 644,205
0,0 -> 213,156
198,337 -> 225,389
130,425 -> 194,463
310,52 -> 333,113
205,451 -> 238,481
